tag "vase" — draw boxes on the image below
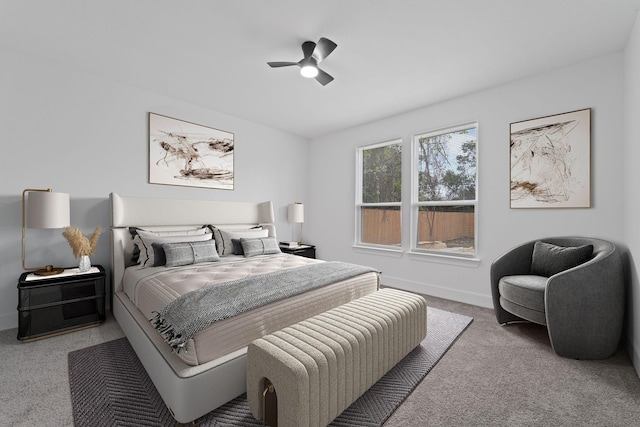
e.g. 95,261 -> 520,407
78,255 -> 91,272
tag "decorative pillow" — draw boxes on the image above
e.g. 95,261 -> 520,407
131,243 -> 141,265
530,241 -> 594,277
133,230 -> 213,267
151,243 -> 168,266
212,227 -> 268,256
240,237 -> 281,258
129,226 -> 210,265
231,238 -> 244,255
163,240 -> 220,267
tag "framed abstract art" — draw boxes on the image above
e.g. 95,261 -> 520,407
149,113 -> 234,190
510,108 -> 591,208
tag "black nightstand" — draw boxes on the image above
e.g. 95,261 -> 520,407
17,265 -> 106,341
280,244 -> 316,259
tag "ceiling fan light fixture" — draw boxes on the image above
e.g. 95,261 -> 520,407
268,37 -> 337,85
300,65 -> 319,78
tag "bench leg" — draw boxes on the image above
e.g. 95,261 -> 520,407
263,378 -> 278,427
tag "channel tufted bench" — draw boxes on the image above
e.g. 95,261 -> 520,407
246,288 -> 427,427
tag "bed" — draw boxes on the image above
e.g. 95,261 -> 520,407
109,193 -> 379,423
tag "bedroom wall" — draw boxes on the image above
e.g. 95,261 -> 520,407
623,12 -> 640,376
307,52 -> 625,310
0,47 -> 310,331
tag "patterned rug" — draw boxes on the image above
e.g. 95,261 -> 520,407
68,307 -> 472,426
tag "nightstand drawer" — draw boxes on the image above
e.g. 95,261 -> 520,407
17,266 -> 106,341
279,245 -> 316,259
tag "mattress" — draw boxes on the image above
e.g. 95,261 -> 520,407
123,253 -> 379,365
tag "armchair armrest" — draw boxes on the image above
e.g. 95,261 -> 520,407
545,246 -> 624,359
490,240 -> 536,324
490,241 -> 536,279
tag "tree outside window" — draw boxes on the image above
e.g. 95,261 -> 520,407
356,140 -> 402,248
413,124 -> 477,256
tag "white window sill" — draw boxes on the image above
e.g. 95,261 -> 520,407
352,244 -> 404,258
407,250 -> 481,267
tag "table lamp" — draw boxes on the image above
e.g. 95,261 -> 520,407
288,202 -> 304,245
22,188 -> 70,275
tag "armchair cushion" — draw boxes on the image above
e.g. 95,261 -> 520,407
499,275 -> 547,314
530,241 -> 593,277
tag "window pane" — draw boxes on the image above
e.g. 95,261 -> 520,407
416,205 -> 475,254
416,128 -> 476,202
362,143 -> 402,203
361,206 -> 401,246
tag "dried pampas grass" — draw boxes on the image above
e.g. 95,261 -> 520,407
62,226 -> 101,258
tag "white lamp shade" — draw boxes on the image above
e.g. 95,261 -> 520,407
27,191 -> 70,229
288,203 -> 304,223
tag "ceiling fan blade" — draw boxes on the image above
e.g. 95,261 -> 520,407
267,61 -> 299,68
315,68 -> 334,86
301,41 -> 316,59
313,37 -> 337,63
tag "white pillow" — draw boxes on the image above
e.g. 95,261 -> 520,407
212,227 -> 268,256
129,227 -> 210,265
132,226 -> 210,236
133,230 -> 213,267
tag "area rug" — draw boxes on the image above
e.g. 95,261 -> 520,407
69,307 -> 472,426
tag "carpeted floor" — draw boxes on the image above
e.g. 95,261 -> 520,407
68,307 -> 472,426
3,290 -> 640,426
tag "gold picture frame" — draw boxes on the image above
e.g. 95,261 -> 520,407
510,108 -> 591,208
149,113 -> 234,190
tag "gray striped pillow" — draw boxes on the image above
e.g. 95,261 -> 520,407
163,240 -> 220,267
240,237 -> 281,257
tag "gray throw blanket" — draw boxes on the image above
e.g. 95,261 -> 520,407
152,261 -> 379,353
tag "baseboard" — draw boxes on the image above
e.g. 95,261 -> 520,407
0,311 -> 17,332
382,275 -> 493,308
624,331 -> 640,379
631,344 -> 640,378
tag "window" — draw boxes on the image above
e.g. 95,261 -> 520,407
412,123 -> 477,257
356,139 -> 402,249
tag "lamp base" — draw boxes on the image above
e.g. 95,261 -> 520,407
33,265 -> 65,276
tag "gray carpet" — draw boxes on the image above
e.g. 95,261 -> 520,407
68,307 -> 472,426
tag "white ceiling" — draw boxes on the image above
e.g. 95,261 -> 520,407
2,1 -> 639,139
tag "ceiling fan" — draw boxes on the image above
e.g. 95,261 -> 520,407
267,37 -> 337,86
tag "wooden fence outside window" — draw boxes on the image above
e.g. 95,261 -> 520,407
361,208 -> 474,247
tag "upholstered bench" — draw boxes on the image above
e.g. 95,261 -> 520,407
246,288 -> 427,427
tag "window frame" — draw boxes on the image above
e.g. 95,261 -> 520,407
410,122 -> 478,259
355,138 -> 403,251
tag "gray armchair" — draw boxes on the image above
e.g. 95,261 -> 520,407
490,237 -> 624,359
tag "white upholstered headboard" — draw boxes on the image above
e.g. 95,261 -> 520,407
109,192 -> 276,293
